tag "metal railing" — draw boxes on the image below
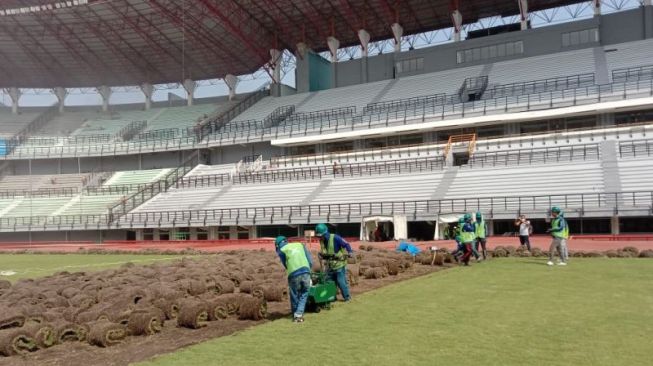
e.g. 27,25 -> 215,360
484,73 -> 595,100
1,190 -> 651,230
619,138 -> 653,158
467,143 -> 600,168
612,64 -> 653,83
200,87 -> 269,139
106,150 -> 200,221
178,156 -> 445,188
4,77 -> 653,160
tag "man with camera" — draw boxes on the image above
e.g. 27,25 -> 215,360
514,215 -> 532,251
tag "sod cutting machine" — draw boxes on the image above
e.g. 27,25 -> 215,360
306,253 -> 339,313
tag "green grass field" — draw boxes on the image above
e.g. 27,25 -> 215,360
136,258 -> 653,366
0,254 -> 184,282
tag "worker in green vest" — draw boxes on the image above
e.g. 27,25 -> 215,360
315,223 -> 353,301
275,236 -> 313,322
459,213 -> 476,266
546,207 -> 569,266
474,212 -> 489,260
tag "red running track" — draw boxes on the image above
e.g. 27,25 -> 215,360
0,235 -> 651,253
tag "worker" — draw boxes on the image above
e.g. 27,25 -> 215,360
459,213 -> 476,266
275,236 -> 313,323
474,212 -> 489,260
315,223 -> 353,301
546,207 -> 569,266
451,218 -> 466,262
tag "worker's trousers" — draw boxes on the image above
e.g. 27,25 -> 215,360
288,273 -> 311,318
327,266 -> 351,301
460,243 -> 473,265
549,237 -> 568,263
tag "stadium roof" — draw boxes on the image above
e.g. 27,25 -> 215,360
0,0 -> 582,88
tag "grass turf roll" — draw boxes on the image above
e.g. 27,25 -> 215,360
255,284 -> 287,302
0,308 -> 25,330
153,298 -> 180,320
346,266 -> 360,286
215,280 -> 235,295
176,299 -> 209,329
214,294 -> 244,315
363,267 -> 385,279
202,297 -> 229,321
24,322 -> 56,348
237,296 -> 267,321
51,320 -> 86,343
238,280 -> 254,294
0,280 -> 11,290
127,310 -> 164,336
0,327 -> 38,356
87,320 -> 126,347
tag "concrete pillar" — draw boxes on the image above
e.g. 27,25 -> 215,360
391,23 -> 403,53
593,0 -> 601,16
97,85 -> 112,112
487,220 -> 495,236
327,37 -> 339,88
182,79 -> 196,106
7,87 -> 21,114
140,83 -> 153,110
224,74 -> 239,101
518,0 -> 529,30
269,49 -> 282,84
248,226 -> 257,239
189,227 -> 198,241
327,36 -> 340,62
451,10 -> 463,42
153,229 -> 161,241
645,0 -> 652,6
295,43 -> 311,93
54,87 -> 67,113
135,229 -> 144,241
611,216 -> 620,235
358,29 -> 370,58
359,29 -> 370,83
229,226 -> 239,240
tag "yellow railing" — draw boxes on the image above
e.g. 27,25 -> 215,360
444,133 -> 477,156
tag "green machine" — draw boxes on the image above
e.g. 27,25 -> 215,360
306,254 -> 338,312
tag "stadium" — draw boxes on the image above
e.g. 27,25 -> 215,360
0,0 -> 652,365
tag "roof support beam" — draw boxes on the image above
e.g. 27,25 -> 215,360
198,0 -> 271,67
518,0 -> 529,29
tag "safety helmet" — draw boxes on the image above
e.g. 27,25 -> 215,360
274,236 -> 287,247
476,212 -> 482,220
458,218 -> 465,224
551,206 -> 562,214
315,223 -> 329,236
463,213 -> 472,221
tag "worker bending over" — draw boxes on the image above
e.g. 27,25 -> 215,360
315,223 -> 353,301
275,236 -> 313,323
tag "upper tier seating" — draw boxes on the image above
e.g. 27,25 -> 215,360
0,173 -> 89,191
71,109 -> 162,137
0,109 -> 41,137
605,39 -> 653,78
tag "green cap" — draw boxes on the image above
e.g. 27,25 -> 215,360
315,223 -> 328,236
275,236 -> 287,247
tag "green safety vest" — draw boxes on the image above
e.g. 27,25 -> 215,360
475,221 -> 486,239
280,242 -> 310,276
461,230 -> 476,244
320,234 -> 347,270
551,217 -> 569,239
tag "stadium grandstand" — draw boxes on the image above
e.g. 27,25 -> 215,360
0,0 -> 652,243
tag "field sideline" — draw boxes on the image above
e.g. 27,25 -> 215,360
0,254 -> 185,282
137,258 -> 653,366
